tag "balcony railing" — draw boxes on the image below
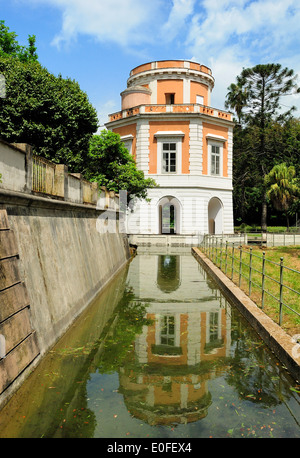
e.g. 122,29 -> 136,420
108,104 -> 233,123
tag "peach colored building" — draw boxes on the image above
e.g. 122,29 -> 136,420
105,60 -> 234,236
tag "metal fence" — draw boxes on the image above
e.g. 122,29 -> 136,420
32,155 -> 55,194
243,231 -> 300,247
200,231 -> 300,247
201,235 -> 300,327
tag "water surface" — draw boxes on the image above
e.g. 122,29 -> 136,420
0,251 -> 299,438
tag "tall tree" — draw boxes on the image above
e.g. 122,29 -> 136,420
226,64 -> 300,229
0,55 -> 98,172
264,163 -> 299,230
86,130 -> 157,203
0,20 -> 38,62
0,21 -> 98,170
225,80 -> 248,124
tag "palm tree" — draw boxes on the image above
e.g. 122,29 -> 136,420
227,63 -> 300,231
264,163 -> 299,230
225,80 -> 248,124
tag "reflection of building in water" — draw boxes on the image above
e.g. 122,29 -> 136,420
157,255 -> 181,293
119,254 -> 231,426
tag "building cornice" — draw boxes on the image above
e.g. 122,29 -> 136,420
154,131 -> 185,137
128,67 -> 215,91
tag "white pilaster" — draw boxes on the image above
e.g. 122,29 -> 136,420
183,78 -> 190,104
136,120 -> 150,173
189,119 -> 203,175
149,80 -> 157,104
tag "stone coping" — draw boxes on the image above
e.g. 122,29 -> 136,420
0,188 -> 108,213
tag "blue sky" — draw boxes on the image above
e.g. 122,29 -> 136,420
1,0 -> 300,128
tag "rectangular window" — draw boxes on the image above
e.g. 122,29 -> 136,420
196,95 -> 204,105
209,312 -> 219,342
162,142 -> 176,173
160,316 -> 175,346
165,93 -> 175,104
211,145 -> 220,175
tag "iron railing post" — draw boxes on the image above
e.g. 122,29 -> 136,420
231,244 -> 235,280
249,247 -> 252,296
239,246 -> 242,287
279,257 -> 284,325
214,237 -> 217,264
261,251 -> 265,309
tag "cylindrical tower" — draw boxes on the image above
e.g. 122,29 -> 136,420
123,60 -> 215,108
121,85 -> 151,110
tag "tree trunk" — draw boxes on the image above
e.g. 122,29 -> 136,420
286,214 -> 290,232
261,193 -> 268,232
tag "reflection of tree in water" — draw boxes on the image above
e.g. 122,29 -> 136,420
94,286 -> 218,427
54,388 -> 97,438
95,286 -> 152,374
225,312 -> 295,407
46,288 -> 297,435
39,286 -> 152,438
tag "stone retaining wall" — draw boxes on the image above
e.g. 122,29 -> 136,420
0,192 -> 130,408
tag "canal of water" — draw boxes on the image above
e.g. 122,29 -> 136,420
0,250 -> 299,438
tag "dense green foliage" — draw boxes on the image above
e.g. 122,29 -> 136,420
95,287 -> 153,374
0,20 -> 38,63
0,21 -> 157,200
86,130 -> 157,203
264,163 -> 300,229
0,20 -> 98,172
232,119 -> 300,226
226,64 -> 300,228
0,55 -> 98,172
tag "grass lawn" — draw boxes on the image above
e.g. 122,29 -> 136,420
234,225 -> 300,233
203,244 -> 300,337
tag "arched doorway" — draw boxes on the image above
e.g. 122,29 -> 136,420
208,197 -> 223,234
158,196 -> 181,234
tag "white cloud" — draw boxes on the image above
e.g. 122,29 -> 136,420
208,52 -> 250,110
29,0 -> 164,48
187,0 -> 300,55
24,0 -> 300,113
185,0 -> 300,111
161,0 -> 196,42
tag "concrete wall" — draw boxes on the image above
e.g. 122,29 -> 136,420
0,193 -> 130,407
0,139 -> 118,209
0,208 -> 40,400
0,142 -> 30,193
0,141 -> 131,407
6,201 -> 129,354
